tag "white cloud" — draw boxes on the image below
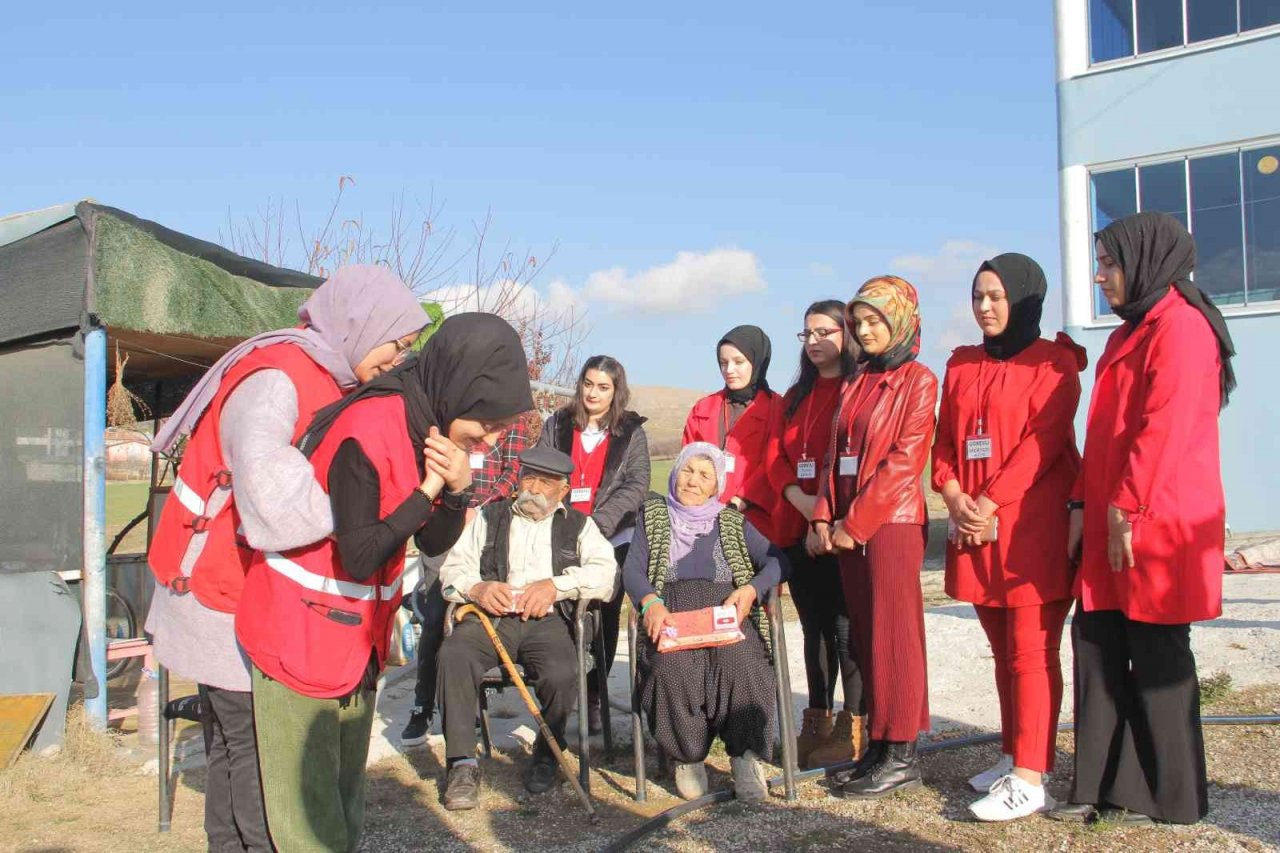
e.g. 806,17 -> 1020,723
807,261 -> 836,278
934,304 -> 977,356
891,240 -> 996,290
579,248 -> 766,314
424,278 -> 584,323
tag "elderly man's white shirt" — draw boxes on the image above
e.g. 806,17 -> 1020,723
439,505 -> 619,604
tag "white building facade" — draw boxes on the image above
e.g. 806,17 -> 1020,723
1054,0 -> 1280,531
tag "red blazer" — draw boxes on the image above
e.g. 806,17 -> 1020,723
1074,289 -> 1226,624
932,335 -> 1084,607
744,376 -> 842,547
683,388 -> 784,539
813,361 -> 938,543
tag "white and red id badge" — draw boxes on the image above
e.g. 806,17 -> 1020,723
723,453 -> 736,474
570,487 -> 593,504
469,451 -> 486,470
796,458 -> 817,480
965,435 -> 993,461
838,455 -> 859,477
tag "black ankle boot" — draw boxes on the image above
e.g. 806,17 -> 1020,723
836,739 -> 922,799
828,739 -> 884,790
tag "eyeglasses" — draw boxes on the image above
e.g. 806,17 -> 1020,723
391,337 -> 415,366
795,328 -> 843,343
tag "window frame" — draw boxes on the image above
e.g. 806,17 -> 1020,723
1085,0 -> 1280,71
1085,135 -> 1280,323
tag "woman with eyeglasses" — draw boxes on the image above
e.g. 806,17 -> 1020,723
682,325 -> 785,540
146,265 -> 428,853
743,301 -> 864,769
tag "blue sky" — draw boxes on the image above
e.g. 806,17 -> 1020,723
3,1 -> 1063,389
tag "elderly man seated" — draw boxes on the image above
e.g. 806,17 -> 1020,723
437,445 -> 619,809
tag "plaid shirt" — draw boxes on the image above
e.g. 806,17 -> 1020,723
470,418 -> 530,508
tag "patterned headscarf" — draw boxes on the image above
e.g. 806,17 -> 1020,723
846,275 -> 922,372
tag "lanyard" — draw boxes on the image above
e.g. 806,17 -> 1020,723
840,373 -> 881,455
972,359 -> 999,435
797,382 -> 836,460
571,429 -> 606,486
718,399 -> 738,451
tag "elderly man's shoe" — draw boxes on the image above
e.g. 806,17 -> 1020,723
828,739 -> 885,790
1097,807 -> 1154,826
674,761 -> 709,800
731,750 -> 769,802
523,756 -> 559,794
836,740 -> 922,799
443,762 -> 482,810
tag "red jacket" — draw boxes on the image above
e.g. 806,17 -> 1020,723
1073,290 -> 1226,624
683,388 -> 784,539
932,335 -> 1084,606
148,344 -> 342,613
745,376 -> 843,547
813,361 -> 938,543
236,395 -> 419,698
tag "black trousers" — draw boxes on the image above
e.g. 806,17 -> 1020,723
785,544 -> 863,713
1069,608 -> 1208,823
199,684 -> 271,853
438,614 -> 578,760
586,543 -> 628,695
410,570 -> 449,715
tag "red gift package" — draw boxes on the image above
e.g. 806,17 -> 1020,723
656,604 -> 745,653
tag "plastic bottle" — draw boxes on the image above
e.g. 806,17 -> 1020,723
137,667 -> 159,745
401,620 -> 417,662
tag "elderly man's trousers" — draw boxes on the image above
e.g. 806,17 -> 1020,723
438,614 -> 578,760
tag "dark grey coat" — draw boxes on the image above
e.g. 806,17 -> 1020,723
536,408 -> 650,539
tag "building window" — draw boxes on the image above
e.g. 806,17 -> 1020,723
1088,141 -> 1280,317
1089,0 -> 1280,64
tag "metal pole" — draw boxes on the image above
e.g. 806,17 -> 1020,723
629,611 -> 645,802
157,665 -> 171,832
83,325 -> 108,729
768,593 -> 797,801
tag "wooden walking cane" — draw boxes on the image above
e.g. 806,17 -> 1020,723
454,604 -> 599,822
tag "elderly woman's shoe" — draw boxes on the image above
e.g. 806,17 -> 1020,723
836,740 -> 922,799
829,739 -> 885,790
731,750 -> 769,802
674,761 -> 709,800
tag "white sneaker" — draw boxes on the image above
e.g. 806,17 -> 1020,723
968,753 -> 1013,792
730,750 -> 769,803
968,773 -> 1054,822
674,761 -> 709,800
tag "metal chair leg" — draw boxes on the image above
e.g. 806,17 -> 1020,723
768,593 -> 798,801
577,614 -> 591,795
629,610 -> 646,802
479,690 -> 493,758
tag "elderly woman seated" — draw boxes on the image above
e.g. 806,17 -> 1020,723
624,442 -> 787,802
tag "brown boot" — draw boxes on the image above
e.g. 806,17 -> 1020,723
796,708 -> 834,769
807,710 -> 865,768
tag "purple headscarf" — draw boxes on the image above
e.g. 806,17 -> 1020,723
666,441 -> 727,564
152,264 -> 428,452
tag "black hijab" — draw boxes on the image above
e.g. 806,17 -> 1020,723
976,253 -> 1046,361
300,312 -> 535,471
717,325 -> 772,404
1097,211 -> 1237,408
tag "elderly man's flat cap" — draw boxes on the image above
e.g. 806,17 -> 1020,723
518,445 -> 574,479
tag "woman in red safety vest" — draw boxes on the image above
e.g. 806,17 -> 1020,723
236,312 -> 534,853
145,265 -> 427,853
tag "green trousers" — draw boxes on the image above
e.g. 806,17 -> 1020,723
252,666 -> 376,853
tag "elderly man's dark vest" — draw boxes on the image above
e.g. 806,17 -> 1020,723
479,499 -> 588,623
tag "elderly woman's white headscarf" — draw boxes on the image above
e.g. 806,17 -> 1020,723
666,442 -> 727,563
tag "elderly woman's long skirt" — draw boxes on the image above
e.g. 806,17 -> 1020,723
637,578 -> 776,763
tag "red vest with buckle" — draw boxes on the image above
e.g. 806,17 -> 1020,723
147,343 -> 343,613
236,394 -> 419,699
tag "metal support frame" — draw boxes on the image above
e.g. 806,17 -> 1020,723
82,325 -> 108,729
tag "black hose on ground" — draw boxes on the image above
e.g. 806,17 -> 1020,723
601,714 -> 1280,852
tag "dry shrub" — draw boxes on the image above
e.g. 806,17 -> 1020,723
0,704 -> 127,807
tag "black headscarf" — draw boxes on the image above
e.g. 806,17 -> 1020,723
717,325 -> 772,404
976,253 -> 1047,361
300,312 -> 535,471
1097,211 -> 1237,408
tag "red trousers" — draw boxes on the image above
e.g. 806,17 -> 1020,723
973,600 -> 1071,773
838,523 -> 929,741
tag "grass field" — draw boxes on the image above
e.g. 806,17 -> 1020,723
106,481 -> 150,554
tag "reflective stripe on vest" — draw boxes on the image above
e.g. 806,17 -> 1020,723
171,475 -> 207,517
263,552 -> 402,601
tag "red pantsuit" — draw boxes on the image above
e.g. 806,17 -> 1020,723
931,334 -> 1085,772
